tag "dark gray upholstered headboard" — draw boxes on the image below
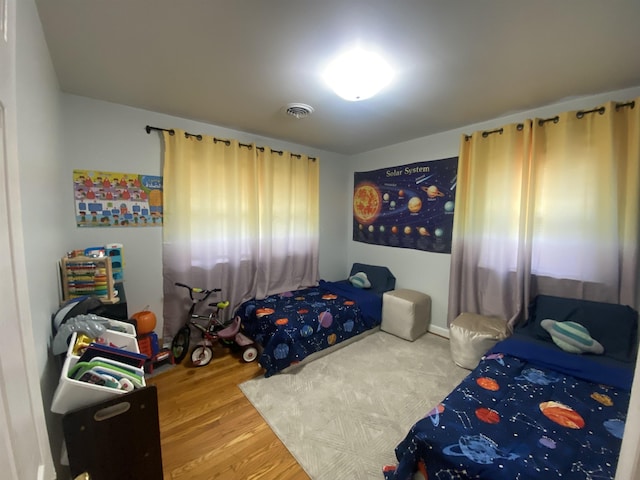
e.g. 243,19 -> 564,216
349,263 -> 396,295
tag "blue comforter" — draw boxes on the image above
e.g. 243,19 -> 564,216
236,280 -> 382,377
384,336 -> 633,480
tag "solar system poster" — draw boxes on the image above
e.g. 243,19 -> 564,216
73,169 -> 163,227
353,157 -> 458,253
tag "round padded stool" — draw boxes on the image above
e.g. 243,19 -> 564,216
449,313 -> 511,369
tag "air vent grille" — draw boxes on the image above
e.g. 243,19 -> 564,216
284,103 -> 314,119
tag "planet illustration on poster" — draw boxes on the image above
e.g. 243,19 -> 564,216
418,227 -> 430,236
404,226 -> 412,235
422,185 -> 445,198
539,401 -> 585,429
435,228 -> 444,237
444,200 -> 455,212
408,196 -> 422,213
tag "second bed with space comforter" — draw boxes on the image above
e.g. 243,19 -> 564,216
383,295 -> 638,480
235,263 -> 396,377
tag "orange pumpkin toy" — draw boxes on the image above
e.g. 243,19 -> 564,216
132,307 -> 175,373
132,308 -> 157,335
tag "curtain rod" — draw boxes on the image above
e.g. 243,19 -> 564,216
464,99 -> 636,141
145,125 -> 316,161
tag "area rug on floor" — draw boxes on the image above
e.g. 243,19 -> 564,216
239,330 -> 470,480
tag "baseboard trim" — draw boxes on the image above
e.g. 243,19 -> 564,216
428,324 -> 450,339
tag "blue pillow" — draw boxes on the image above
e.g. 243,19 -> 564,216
541,319 -> 604,355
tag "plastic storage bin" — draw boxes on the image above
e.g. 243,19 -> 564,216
51,329 -> 145,414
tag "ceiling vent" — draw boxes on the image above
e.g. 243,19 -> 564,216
284,103 -> 314,119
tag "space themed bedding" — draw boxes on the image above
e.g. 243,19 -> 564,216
236,279 -> 383,377
383,334 -> 634,480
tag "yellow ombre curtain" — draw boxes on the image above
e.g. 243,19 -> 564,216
161,129 -> 320,340
448,98 -> 640,327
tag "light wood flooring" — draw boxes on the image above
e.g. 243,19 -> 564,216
146,347 -> 309,480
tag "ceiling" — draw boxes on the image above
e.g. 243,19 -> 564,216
35,1 -> 640,155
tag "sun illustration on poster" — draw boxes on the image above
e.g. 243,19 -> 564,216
353,182 -> 382,225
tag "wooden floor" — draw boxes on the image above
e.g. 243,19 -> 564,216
147,348 -> 310,480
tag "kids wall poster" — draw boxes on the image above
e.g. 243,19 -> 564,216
353,157 -> 458,253
73,169 -> 163,227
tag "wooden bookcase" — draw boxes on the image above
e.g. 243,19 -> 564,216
60,256 -> 119,304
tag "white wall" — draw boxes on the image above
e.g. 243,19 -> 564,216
15,0 -> 63,477
60,94 -> 350,338
348,85 -> 640,337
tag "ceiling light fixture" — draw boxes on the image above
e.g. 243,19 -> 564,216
323,47 -> 394,101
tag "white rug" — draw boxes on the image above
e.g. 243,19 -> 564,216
239,331 -> 469,480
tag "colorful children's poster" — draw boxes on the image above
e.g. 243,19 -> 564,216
353,157 -> 458,253
73,170 -> 163,227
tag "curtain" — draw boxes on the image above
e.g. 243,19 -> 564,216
161,129 -> 320,340
448,98 -> 639,327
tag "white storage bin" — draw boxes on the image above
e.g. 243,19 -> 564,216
51,331 -> 145,414
104,318 -> 136,336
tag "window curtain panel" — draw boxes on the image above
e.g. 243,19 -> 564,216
161,129 -> 320,340
448,98 -> 639,327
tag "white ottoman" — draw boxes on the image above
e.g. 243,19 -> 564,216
381,289 -> 431,341
449,313 -> 511,369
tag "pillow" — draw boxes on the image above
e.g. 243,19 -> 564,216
349,263 -> 396,295
541,319 -> 604,355
349,272 -> 371,289
527,295 -> 638,363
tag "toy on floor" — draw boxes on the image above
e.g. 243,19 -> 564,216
191,315 -> 258,367
131,307 -> 175,374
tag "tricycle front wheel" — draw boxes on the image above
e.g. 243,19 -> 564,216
191,345 -> 214,366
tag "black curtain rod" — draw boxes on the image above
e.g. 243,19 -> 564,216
465,100 -> 636,141
145,125 -> 316,161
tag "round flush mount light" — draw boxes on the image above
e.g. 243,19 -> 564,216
323,47 -> 394,101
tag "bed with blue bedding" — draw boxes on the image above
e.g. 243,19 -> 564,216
383,295 -> 638,480
235,263 -> 395,377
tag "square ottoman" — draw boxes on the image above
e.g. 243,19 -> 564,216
449,313 -> 511,369
381,289 -> 431,341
